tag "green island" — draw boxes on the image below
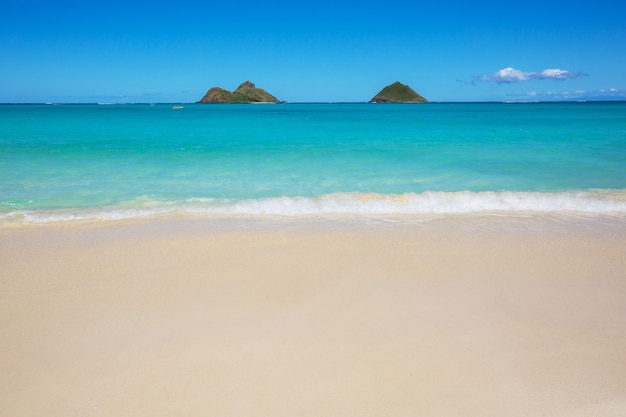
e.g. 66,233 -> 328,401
370,81 -> 427,103
196,80 -> 427,103
197,81 -> 281,104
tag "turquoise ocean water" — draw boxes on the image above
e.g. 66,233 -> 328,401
1,102 -> 625,224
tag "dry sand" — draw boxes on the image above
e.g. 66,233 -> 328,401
1,215 -> 625,417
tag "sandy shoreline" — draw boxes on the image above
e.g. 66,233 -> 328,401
1,215 -> 625,416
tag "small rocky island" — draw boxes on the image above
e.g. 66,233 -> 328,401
370,82 -> 427,103
197,81 -> 281,104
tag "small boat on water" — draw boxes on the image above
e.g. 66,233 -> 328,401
172,105 -> 184,109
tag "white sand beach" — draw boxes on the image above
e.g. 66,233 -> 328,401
1,215 -> 625,416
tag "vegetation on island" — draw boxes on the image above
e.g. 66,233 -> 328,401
370,82 -> 427,103
197,80 -> 426,103
197,81 -> 281,104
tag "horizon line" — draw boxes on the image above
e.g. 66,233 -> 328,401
2,99 -> 626,105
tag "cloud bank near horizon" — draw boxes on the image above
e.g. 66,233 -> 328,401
476,67 -> 587,84
513,87 -> 626,101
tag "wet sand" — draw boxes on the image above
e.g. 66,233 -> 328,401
1,215 -> 625,416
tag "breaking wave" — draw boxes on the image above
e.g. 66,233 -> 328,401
2,190 -> 626,225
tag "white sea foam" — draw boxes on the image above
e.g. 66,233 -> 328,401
2,191 -> 626,225
193,191 -> 626,215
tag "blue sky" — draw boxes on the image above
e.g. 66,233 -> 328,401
1,0 -> 625,103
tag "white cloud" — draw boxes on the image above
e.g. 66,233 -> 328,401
476,67 -> 587,83
539,69 -> 570,79
476,67 -> 529,83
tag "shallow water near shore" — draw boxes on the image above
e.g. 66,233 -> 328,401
1,102 -> 625,225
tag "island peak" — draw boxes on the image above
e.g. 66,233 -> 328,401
197,81 -> 280,104
236,81 -> 257,90
370,82 -> 427,103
